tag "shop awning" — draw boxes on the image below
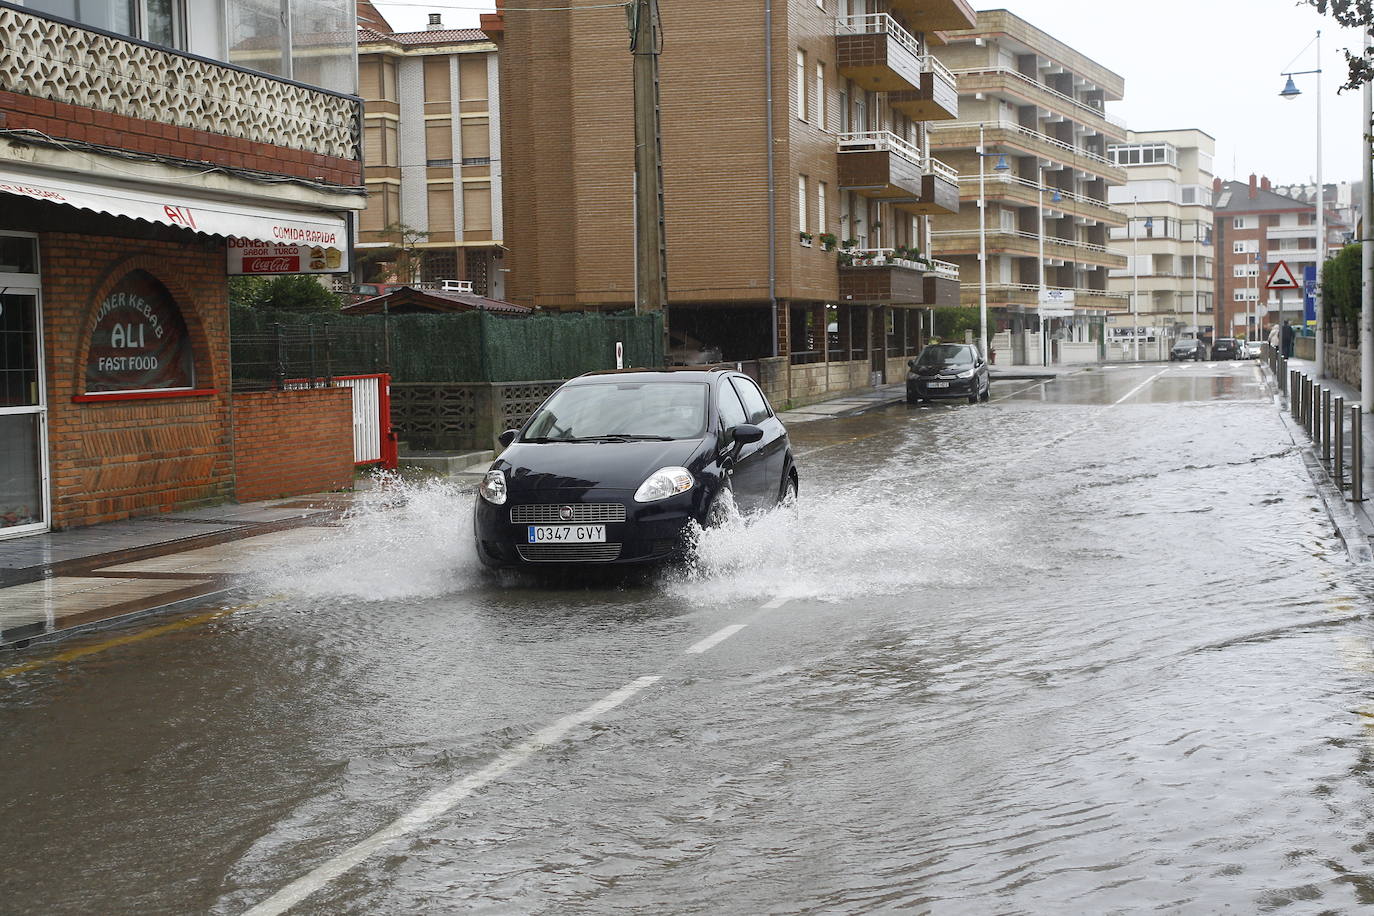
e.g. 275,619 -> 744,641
0,167 -> 347,248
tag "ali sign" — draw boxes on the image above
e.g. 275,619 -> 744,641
227,238 -> 348,275
85,271 -> 194,393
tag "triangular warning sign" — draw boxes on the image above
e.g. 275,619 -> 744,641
1266,260 -> 1300,291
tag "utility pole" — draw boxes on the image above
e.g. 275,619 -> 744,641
1364,27 -> 1373,412
630,0 -> 668,353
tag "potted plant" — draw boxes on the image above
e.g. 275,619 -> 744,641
819,232 -> 838,251
838,250 -> 855,266
799,231 -> 814,247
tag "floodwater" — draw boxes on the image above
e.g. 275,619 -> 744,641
7,362 -> 1374,914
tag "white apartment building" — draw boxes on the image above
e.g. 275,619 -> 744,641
1106,129 -> 1216,342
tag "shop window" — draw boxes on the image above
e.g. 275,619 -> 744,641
84,271 -> 194,394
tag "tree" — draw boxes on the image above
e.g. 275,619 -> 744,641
1305,1 -> 1374,89
1323,242 -> 1362,329
229,275 -> 342,311
382,222 -> 430,284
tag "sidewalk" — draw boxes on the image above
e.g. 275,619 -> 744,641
0,494 -> 354,649
1268,355 -> 1374,559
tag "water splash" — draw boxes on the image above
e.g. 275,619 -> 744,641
253,474 -> 480,601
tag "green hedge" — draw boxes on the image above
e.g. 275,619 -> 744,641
230,306 -> 663,383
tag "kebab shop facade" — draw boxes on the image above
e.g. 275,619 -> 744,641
0,180 -> 359,539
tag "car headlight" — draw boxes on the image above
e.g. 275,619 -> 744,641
634,466 -> 694,502
479,469 -> 507,505
955,368 -> 976,379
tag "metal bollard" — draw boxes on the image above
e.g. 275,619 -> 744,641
1292,371 -> 1301,419
1323,388 -> 1333,462
1353,405 -> 1365,503
1305,378 -> 1315,436
1335,396 -> 1345,485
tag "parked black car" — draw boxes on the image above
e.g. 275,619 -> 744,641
1211,337 -> 1242,360
1170,339 -> 1207,361
906,343 -> 990,404
473,368 -> 797,568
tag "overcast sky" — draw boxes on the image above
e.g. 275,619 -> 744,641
373,0 -> 1369,187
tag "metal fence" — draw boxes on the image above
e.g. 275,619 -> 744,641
229,322 -> 385,392
1265,344 -> 1366,504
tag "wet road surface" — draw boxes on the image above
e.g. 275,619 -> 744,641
7,361 -> 1374,914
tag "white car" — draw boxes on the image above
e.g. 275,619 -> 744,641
1244,340 -> 1264,359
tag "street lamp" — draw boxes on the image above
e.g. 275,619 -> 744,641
1280,30 -> 1323,376
977,123 -> 1010,362
1131,197 -> 1139,361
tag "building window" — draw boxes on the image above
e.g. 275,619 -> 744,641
815,62 -> 825,128
798,175 -> 808,232
817,181 -> 827,235
796,50 -> 807,121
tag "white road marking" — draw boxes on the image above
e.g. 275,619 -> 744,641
761,597 -> 790,610
241,675 -> 662,916
1113,368 -> 1170,406
684,624 -> 747,655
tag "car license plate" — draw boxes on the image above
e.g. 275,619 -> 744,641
527,525 -> 607,543
928,381 -> 950,388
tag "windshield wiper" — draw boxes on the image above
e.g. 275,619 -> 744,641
597,434 -> 677,442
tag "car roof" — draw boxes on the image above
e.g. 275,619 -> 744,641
573,367 -> 735,384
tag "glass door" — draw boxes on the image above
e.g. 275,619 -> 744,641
0,285 -> 47,538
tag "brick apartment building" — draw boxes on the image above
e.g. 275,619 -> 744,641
927,9 -> 1130,366
357,8 -> 506,297
483,0 -> 975,406
1212,175 -> 1335,339
0,0 -> 366,538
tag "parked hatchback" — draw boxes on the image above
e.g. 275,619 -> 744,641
473,369 -> 797,568
1211,337 -> 1242,360
906,343 -> 990,404
1170,339 -> 1207,361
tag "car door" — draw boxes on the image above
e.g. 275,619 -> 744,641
715,377 -> 767,513
730,375 -> 787,504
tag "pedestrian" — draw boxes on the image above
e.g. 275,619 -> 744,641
1268,323 -> 1280,352
1281,320 -> 1295,359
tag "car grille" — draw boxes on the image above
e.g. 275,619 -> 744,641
517,543 -> 623,563
510,503 -> 627,524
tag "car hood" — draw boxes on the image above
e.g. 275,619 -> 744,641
498,438 -> 709,493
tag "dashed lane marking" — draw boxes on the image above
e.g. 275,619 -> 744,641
684,624 -> 747,655
761,597 -> 790,610
242,675 -> 663,916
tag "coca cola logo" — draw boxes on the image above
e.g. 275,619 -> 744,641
245,256 -> 299,273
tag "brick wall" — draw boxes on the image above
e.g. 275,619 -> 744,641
0,90 -> 361,186
231,389 -> 354,502
41,233 -> 235,528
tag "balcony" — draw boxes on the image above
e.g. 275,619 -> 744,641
929,121 -> 1125,184
837,131 -> 926,200
837,247 -> 930,305
925,259 -> 960,306
956,174 -> 1125,227
835,14 -> 925,93
886,0 -> 978,33
946,67 -> 1128,141
1267,225 -> 1316,240
888,55 -> 959,122
0,4 -> 362,165
956,283 -> 1130,312
930,227 -> 1128,270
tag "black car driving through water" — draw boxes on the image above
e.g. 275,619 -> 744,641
1211,337 -> 1242,360
473,368 -> 797,568
906,343 -> 990,404
1170,339 -> 1207,361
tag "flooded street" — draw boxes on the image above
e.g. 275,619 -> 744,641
7,362 -> 1374,914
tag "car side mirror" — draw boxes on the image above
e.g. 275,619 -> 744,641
907,358 -> 918,369
498,429 -> 518,448
732,423 -> 764,446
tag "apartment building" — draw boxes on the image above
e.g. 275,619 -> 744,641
1105,129 -> 1216,343
928,9 -> 1129,365
357,12 -> 505,298
0,0 -> 365,537
484,0 -> 975,405
1213,175 -> 1333,339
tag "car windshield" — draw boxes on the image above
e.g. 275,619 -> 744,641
522,381 -> 709,441
915,345 -> 974,369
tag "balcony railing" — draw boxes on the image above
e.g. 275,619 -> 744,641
948,66 -> 1128,131
931,119 -> 1116,168
975,283 -> 1130,303
930,259 -> 960,279
838,130 -> 923,163
0,4 -> 362,162
956,173 -> 1113,211
840,247 -> 931,269
835,13 -> 922,59
931,227 -> 1118,256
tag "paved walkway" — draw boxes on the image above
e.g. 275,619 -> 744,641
1266,355 -> 1374,558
